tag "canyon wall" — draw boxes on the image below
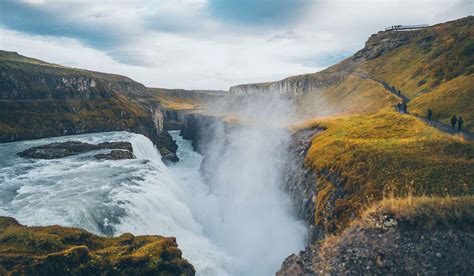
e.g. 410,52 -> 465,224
0,50 -> 178,161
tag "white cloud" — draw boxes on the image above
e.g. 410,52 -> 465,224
0,0 -> 472,90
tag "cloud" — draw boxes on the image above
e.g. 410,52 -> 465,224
0,0 -> 473,90
267,31 -> 298,42
207,0 -> 312,26
0,1 -> 129,48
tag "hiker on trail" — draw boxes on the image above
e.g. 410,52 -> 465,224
396,102 -> 402,112
398,89 -> 401,96
427,109 -> 433,121
458,117 -> 464,131
451,115 -> 457,130
402,103 -> 407,114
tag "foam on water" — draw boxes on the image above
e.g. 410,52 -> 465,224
0,130 -> 304,275
0,131 -> 232,275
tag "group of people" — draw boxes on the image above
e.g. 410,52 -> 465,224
396,102 -> 407,113
427,109 -> 464,131
392,85 -> 466,133
451,115 -> 464,131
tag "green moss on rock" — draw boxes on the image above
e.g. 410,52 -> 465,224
0,217 -> 195,275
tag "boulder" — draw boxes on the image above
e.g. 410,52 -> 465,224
18,141 -> 133,159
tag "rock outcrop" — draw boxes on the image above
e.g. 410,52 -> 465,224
18,141 -> 133,159
278,197 -> 474,275
353,29 -> 421,60
0,216 -> 195,275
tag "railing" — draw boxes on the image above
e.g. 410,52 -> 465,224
385,24 -> 429,31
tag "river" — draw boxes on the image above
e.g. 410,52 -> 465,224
0,130 -> 305,275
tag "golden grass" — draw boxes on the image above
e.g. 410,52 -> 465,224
364,196 -> 474,231
409,75 -> 474,130
299,109 -> 474,232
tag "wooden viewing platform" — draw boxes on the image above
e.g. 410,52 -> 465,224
385,24 -> 429,31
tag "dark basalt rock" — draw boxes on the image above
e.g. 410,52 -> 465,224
94,150 -> 135,160
155,131 -> 179,163
160,148 -> 179,164
97,141 -> 133,151
18,141 -> 133,159
18,141 -> 100,159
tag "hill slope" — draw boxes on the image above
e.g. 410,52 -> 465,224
230,16 -> 474,130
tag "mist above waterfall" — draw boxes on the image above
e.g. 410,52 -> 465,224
195,91 -> 307,275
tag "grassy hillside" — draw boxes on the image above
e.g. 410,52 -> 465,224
234,16 -> 473,130
0,217 -> 194,275
147,88 -> 224,110
296,74 -> 399,117
351,16 -> 474,129
292,109 -> 474,233
408,75 -> 474,130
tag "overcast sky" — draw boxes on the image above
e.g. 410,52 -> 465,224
0,0 -> 472,90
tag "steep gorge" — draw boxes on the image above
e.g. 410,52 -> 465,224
1,15 -> 473,275
183,16 -> 474,274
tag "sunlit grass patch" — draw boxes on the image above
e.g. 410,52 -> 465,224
297,109 -> 474,232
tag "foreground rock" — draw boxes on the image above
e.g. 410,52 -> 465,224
0,217 -> 195,275
277,197 -> 474,275
18,141 -> 133,159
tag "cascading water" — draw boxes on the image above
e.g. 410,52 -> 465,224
0,128 -> 305,275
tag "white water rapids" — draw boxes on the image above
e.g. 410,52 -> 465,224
0,130 -> 305,275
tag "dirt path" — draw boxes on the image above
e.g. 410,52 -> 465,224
351,72 -> 474,141
417,116 -> 474,140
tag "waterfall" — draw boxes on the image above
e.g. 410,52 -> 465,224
130,134 -> 162,160
0,130 -> 305,275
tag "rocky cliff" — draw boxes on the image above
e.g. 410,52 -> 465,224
0,50 -> 178,162
278,197 -> 474,275
180,112 -> 228,154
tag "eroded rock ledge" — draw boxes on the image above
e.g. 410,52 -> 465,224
18,141 -> 134,160
0,217 -> 195,275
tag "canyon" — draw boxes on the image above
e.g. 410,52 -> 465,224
0,15 -> 473,275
